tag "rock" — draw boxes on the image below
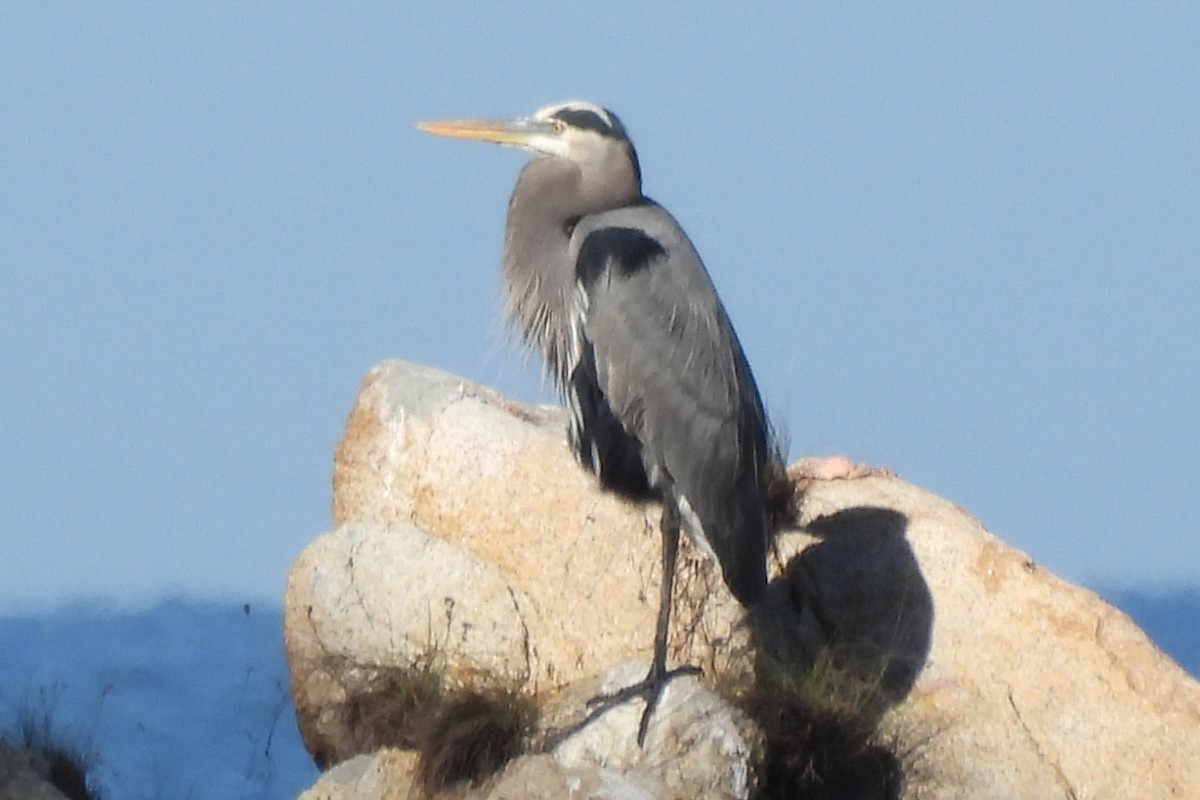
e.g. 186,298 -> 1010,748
296,749 -> 417,800
330,360 -> 750,684
285,521 -> 759,794
284,520 -> 539,764
478,754 -> 660,800
288,359 -> 1200,799
0,741 -> 72,800
544,660 -> 759,800
292,661 -> 757,800
297,749 -> 678,800
791,478 -> 1200,799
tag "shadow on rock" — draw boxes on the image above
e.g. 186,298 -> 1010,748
755,506 -> 933,704
740,507 -> 932,799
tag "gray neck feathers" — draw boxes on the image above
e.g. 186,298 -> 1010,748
500,150 -> 642,386
501,158 -> 579,385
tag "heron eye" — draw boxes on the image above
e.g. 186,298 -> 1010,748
550,119 -> 566,134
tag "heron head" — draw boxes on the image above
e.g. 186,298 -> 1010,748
418,100 -> 641,187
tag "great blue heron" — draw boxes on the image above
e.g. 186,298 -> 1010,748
418,100 -> 779,743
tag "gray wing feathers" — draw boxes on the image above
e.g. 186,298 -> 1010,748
571,205 -> 770,604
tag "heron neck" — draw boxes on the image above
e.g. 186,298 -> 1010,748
501,159 -> 579,385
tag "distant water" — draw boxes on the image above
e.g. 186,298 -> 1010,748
0,598 -> 318,800
0,590 -> 1195,799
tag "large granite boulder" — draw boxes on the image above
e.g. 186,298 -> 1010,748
286,360 -> 1200,798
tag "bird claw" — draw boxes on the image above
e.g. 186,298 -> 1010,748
586,663 -> 702,745
541,663 -> 702,751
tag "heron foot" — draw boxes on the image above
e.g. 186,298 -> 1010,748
543,663 -> 701,750
589,662 -> 701,746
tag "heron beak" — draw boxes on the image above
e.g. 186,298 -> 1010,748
417,116 -> 562,155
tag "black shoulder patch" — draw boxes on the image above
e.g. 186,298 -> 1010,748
576,227 -> 666,289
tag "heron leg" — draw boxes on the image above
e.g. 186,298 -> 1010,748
546,503 -> 699,749
634,501 -> 702,743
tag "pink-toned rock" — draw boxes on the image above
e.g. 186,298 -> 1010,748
329,360 -> 750,688
790,478 -> 1200,798
296,749 -> 417,800
287,359 -> 1200,799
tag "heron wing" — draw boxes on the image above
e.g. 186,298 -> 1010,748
568,201 -> 771,604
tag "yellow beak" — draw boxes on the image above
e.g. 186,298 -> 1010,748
417,115 -> 567,157
417,116 -> 547,146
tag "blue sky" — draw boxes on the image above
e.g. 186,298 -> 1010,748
2,4 -> 1197,607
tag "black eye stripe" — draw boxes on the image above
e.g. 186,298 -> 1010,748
553,109 -> 608,133
552,107 -> 629,140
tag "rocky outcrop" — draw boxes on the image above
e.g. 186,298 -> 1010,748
296,746 -> 730,800
325,361 -> 750,684
286,359 -> 1200,799
799,480 -> 1200,797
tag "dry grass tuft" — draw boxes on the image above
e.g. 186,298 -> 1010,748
412,687 -> 536,795
11,696 -> 103,800
725,652 -> 904,800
